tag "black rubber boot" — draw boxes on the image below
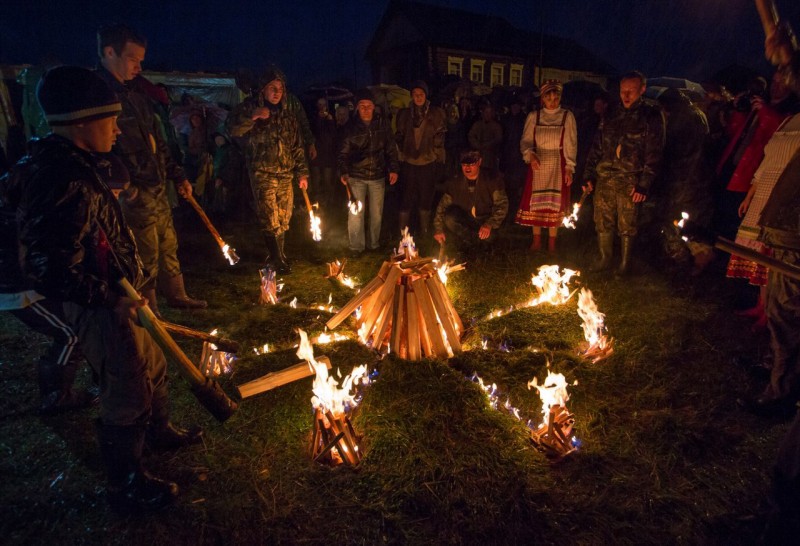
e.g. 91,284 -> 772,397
591,233 -> 614,272
264,233 -> 290,274
276,232 -> 292,273
98,422 -> 179,515
616,236 -> 634,277
146,419 -> 204,452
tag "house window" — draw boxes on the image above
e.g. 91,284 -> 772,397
490,63 -> 504,87
447,56 -> 463,78
509,64 -> 523,87
470,59 -> 485,83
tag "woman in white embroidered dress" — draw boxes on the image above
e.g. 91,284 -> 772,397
515,80 -> 577,253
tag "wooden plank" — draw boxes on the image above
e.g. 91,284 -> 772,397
390,285 -> 405,354
418,300 -> 433,357
411,278 -> 449,358
325,274 -> 385,330
362,266 -> 401,336
406,291 -> 421,361
425,277 -> 462,353
431,275 -> 464,334
372,289 -> 395,349
237,356 -> 332,398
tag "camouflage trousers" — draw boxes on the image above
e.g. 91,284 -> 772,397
251,171 -> 294,236
130,209 -> 181,289
765,248 -> 800,400
593,177 -> 639,237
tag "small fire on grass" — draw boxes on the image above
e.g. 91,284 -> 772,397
297,329 -> 370,466
324,259 -> 358,289
577,288 -> 614,363
485,265 -> 578,320
528,371 -> 579,460
325,229 -> 464,360
434,259 -> 465,286
252,343 -> 271,355
259,267 -> 278,305
199,329 -> 235,377
313,329 -> 348,345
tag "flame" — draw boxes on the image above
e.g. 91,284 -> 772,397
199,329 -> 235,377
349,200 -> 364,215
357,321 -> 370,345
481,339 -> 488,350
290,297 -> 298,308
577,288 -> 612,358
678,211 -> 690,242
397,227 -> 417,259
529,265 -> 578,306
340,275 -> 357,289
221,243 -> 240,265
561,202 -> 581,229
253,343 -> 271,355
308,205 -> 322,242
354,305 -> 362,321
296,329 -> 370,416
528,370 -> 572,420
437,262 -> 449,285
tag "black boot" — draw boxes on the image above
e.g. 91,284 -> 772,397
98,422 -> 179,514
38,359 -> 98,415
617,236 -> 634,277
276,232 -> 292,273
146,418 -> 204,452
591,233 -> 614,272
264,233 -> 290,275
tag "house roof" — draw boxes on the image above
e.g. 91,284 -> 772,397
367,0 -> 616,75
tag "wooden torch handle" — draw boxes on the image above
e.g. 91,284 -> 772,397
755,0 -> 779,35
300,187 -> 314,213
184,192 -> 225,248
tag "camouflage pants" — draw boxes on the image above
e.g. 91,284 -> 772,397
251,171 -> 294,236
765,248 -> 800,400
593,177 -> 639,237
130,209 -> 181,289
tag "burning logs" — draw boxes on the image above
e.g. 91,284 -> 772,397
325,256 -> 463,360
199,332 -> 236,377
259,267 -> 278,305
577,288 -> 614,363
310,407 -> 362,466
528,371 -> 578,461
324,259 -> 357,289
237,356 -> 332,398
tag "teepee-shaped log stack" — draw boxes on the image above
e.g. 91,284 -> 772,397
325,252 -> 463,360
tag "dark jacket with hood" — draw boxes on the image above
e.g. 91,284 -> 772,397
13,134 -> 144,307
338,114 -> 399,181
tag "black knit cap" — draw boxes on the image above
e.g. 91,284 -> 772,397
37,66 -> 121,126
411,80 -> 429,97
354,88 -> 374,104
459,149 -> 481,165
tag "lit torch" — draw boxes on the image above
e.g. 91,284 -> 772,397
184,193 -> 240,265
561,185 -> 591,229
342,179 -> 364,215
300,187 -> 322,242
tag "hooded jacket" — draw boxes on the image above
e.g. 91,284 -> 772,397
14,135 -> 144,307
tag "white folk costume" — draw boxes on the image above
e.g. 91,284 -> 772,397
515,106 -> 577,227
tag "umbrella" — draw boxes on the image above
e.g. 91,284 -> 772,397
648,77 -> 706,98
170,102 -> 229,135
304,85 -> 353,102
367,84 -> 411,112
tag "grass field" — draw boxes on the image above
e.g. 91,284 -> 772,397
0,206 -> 788,545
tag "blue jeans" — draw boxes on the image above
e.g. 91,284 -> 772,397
348,177 -> 385,251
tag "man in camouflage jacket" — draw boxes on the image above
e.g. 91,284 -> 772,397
584,71 -> 665,275
227,67 -> 308,274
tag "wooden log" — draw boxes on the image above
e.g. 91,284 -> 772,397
362,265 -> 402,336
237,356 -> 332,398
425,277 -> 462,354
390,285 -> 405,354
161,320 -> 240,353
406,291 -> 421,360
411,278 -> 449,358
325,410 -> 359,466
326,272 -> 386,330
418,299 -> 433,358
372,291 -> 394,349
430,275 -> 464,334
399,257 -> 435,269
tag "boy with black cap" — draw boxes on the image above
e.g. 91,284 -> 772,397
433,149 -> 508,257
12,66 -> 201,514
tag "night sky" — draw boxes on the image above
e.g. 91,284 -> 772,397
2,0 -> 800,90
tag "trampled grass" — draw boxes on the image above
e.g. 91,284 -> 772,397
0,211 -> 788,545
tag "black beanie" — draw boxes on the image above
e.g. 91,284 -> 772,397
411,80 -> 429,97
354,88 -> 374,104
37,66 -> 121,126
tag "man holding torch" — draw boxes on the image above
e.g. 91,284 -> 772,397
227,67 -> 309,274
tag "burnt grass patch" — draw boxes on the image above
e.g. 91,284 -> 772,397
0,215 -> 788,545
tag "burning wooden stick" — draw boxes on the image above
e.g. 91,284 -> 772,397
199,333 -> 236,377
237,356 -> 332,398
528,371 -> 578,460
300,187 -> 322,242
341,179 -> 364,215
160,320 -> 240,353
562,185 -> 591,229
118,278 -> 238,422
184,192 -> 240,265
324,259 -> 357,289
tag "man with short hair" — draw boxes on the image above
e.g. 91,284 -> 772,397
13,66 -> 201,514
96,23 -> 206,313
338,88 -> 399,256
227,67 -> 309,274
584,70 -> 665,276
433,149 -> 508,256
